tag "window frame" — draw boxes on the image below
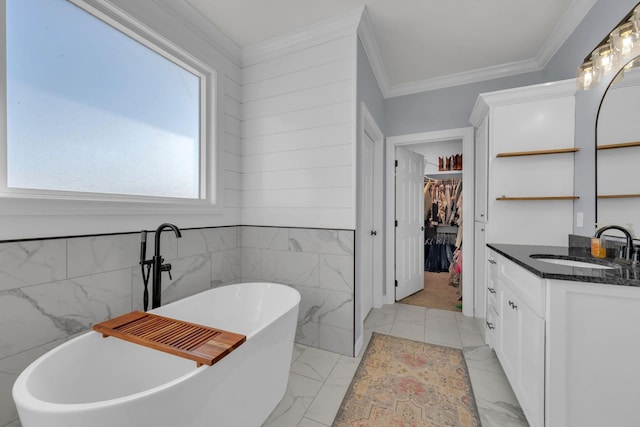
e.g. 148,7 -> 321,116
0,0 -> 220,215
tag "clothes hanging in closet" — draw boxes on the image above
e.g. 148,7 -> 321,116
424,233 -> 456,273
423,178 -> 462,227
423,179 -> 463,285
424,181 -> 433,221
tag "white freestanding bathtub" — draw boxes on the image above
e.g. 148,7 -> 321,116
13,282 -> 300,427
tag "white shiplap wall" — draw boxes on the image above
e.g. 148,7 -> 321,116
240,35 -> 358,229
223,75 -> 243,212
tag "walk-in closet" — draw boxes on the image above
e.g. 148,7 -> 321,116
400,139 -> 464,312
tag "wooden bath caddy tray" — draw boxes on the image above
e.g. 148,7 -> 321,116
93,311 -> 245,367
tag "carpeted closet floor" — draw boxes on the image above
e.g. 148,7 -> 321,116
399,272 -> 462,312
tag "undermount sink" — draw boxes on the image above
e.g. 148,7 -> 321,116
529,254 -> 617,270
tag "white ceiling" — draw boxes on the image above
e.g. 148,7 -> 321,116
185,0 -> 598,95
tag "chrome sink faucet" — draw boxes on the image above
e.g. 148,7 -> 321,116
594,225 -> 634,261
139,223 -> 182,310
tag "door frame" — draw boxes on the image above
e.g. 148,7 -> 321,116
385,127 -> 475,317
355,103 -> 384,356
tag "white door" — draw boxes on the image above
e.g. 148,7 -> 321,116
361,130 -> 375,320
395,146 -> 424,300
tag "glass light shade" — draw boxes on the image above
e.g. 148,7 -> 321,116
592,42 -> 620,74
634,5 -> 640,32
611,21 -> 638,60
576,61 -> 600,90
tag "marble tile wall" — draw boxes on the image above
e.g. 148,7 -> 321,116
0,226 -> 241,427
240,226 -> 355,357
0,225 -> 355,426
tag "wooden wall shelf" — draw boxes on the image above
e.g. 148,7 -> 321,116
496,196 -> 579,201
496,148 -> 579,158
597,194 -> 640,199
597,141 -> 640,150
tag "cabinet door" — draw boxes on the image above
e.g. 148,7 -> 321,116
517,300 -> 545,427
486,250 -> 499,311
547,281 -> 640,427
474,116 -> 488,222
497,285 -> 545,427
474,222 -> 487,317
496,285 -> 518,379
485,305 -> 498,349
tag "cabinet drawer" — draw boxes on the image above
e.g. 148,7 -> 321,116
487,251 -> 499,311
498,254 -> 546,317
487,284 -> 498,313
485,305 -> 498,349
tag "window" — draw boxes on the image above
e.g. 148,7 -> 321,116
4,0 -> 213,202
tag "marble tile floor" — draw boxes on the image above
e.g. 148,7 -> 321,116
263,303 -> 529,427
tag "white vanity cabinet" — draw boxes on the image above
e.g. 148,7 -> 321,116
546,279 -> 640,427
488,249 -> 545,427
487,247 -> 640,427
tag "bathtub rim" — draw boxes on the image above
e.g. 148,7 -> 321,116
12,282 -> 300,413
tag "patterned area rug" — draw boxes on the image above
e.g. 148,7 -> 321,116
333,333 -> 480,427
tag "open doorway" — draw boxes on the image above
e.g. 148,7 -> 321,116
385,128 -> 475,317
399,142 -> 463,312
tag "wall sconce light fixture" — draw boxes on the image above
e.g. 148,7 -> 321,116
576,3 -> 640,90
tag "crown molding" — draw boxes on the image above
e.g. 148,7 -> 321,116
356,15 -> 543,98
357,0 -> 598,99
387,58 -> 544,98
469,78 -> 576,126
478,78 -> 576,108
357,7 -> 392,98
468,95 -> 491,128
152,0 -> 242,66
142,0 -> 596,98
242,7 -> 363,67
535,0 -> 599,68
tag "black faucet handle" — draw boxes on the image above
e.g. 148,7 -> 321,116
160,262 -> 173,280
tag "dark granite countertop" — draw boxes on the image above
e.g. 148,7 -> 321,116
487,243 -> 640,287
